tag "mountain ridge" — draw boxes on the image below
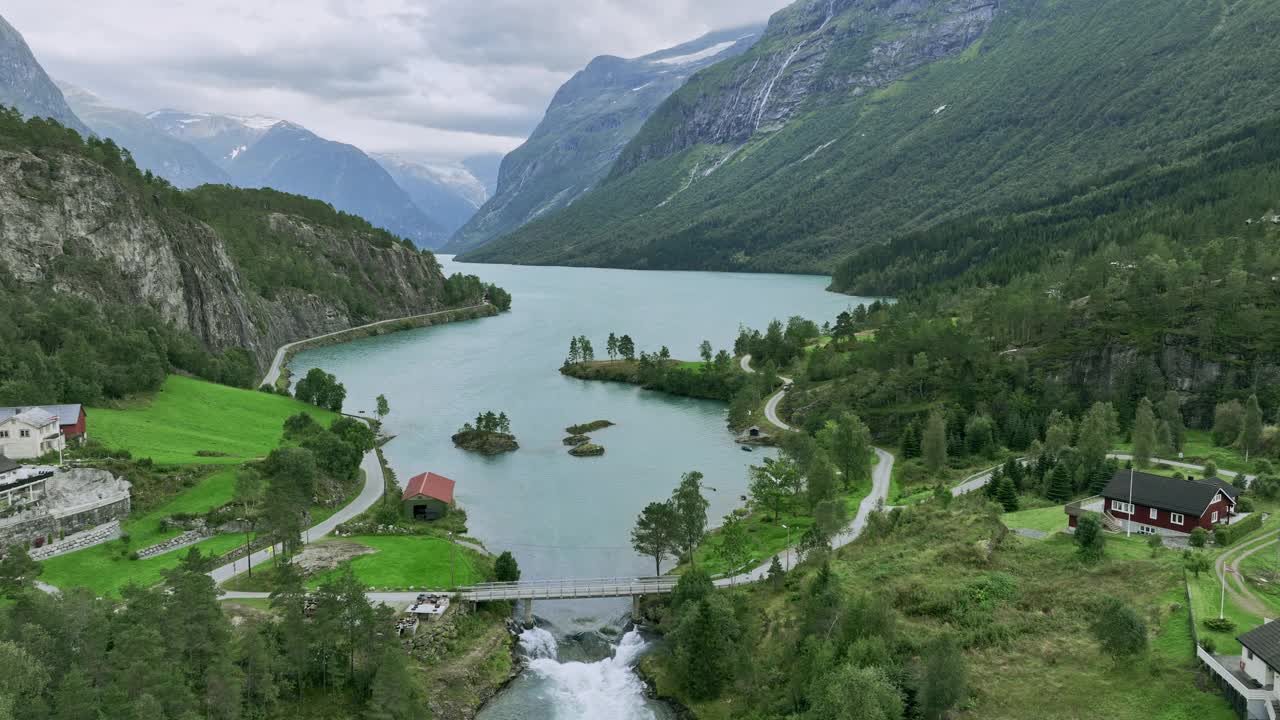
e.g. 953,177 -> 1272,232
444,24 -> 764,254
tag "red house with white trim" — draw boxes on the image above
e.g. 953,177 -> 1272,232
1068,469 -> 1238,537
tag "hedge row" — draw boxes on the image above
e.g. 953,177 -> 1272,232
1215,512 -> 1264,546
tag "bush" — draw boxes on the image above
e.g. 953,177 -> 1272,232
1188,527 -> 1207,548
1204,617 -> 1237,633
1215,513 -> 1263,546
1201,637 -> 1218,654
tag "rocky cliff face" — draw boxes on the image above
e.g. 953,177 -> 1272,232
614,0 -> 996,175
0,14 -> 91,137
445,26 -> 762,254
0,146 -> 450,369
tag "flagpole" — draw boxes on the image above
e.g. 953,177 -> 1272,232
1127,466 -> 1134,538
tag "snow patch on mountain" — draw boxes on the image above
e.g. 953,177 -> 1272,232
651,41 -> 738,66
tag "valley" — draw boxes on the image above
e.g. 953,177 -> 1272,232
0,1 -> 1279,720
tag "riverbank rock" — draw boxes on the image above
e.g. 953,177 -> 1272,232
565,419 -> 615,435
452,430 -> 519,455
569,443 -> 605,457
563,434 -> 590,447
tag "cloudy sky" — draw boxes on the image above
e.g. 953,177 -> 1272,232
8,0 -> 788,161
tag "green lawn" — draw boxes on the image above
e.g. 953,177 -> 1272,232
89,375 -> 339,464
39,467 -> 246,595
1002,504 -> 1070,535
306,535 -> 489,590
691,454 -> 878,577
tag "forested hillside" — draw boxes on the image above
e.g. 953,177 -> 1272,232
0,110 -> 502,406
465,0 -> 1280,273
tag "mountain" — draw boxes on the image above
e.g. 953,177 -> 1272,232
0,110 -> 496,391
462,154 -> 504,197
148,111 -> 448,248
445,25 -> 763,255
373,153 -> 489,237
59,84 -> 230,189
0,14 -> 90,136
462,0 -> 1280,274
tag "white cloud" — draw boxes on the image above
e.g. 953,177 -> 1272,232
5,0 -> 788,160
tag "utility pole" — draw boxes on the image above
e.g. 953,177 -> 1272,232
449,531 -> 456,589
782,523 -> 791,571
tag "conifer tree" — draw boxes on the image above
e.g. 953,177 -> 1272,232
1046,462 -> 1074,502
996,474 -> 1020,512
923,410 -> 948,473
1132,397 -> 1157,467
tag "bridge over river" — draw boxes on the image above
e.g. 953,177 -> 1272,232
458,576 -> 678,623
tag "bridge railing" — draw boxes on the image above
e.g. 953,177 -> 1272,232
458,576 -> 678,600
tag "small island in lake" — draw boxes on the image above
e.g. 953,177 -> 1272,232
452,411 -> 518,455
569,442 -> 605,457
563,418 -> 614,457
565,419 -> 614,434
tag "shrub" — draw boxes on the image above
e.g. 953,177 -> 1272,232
1188,527 -> 1207,548
1202,637 -> 1218,654
1204,617 -> 1237,633
1215,513 -> 1264,546
1091,597 -> 1148,659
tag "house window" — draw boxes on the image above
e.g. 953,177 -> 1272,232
1212,511 -> 1220,523
1111,500 -> 1135,514
0,430 -> 7,438
1171,513 -> 1185,526
1248,649 -> 1255,660
19,430 -> 29,438
1150,508 -> 1158,520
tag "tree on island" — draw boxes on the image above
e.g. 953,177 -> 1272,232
632,501 -> 678,575
375,394 -> 390,422
567,337 -> 580,365
699,340 -> 714,367
579,336 -> 594,363
619,334 -> 636,361
607,333 -> 619,361
460,411 -> 512,435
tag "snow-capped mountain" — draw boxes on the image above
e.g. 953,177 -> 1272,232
373,153 -> 492,236
60,85 -> 229,189
148,110 -> 447,247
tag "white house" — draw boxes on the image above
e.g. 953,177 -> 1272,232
1201,619 -> 1280,719
0,407 -> 65,459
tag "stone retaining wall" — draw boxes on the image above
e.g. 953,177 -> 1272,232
29,520 -> 122,560
135,530 -> 211,559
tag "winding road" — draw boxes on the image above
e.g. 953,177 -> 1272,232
259,303 -> 489,388
209,448 -> 387,585
739,354 -> 795,431
1215,530 -> 1278,618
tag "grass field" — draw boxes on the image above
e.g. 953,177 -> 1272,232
690,452 -> 878,577
1002,504 -> 1070,535
88,375 -> 340,464
308,535 -> 489,590
38,467 -> 246,595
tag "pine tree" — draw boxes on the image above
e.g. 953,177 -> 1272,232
1132,397 -> 1157,467
767,555 -> 785,590
899,420 -> 921,459
923,409 -> 948,472
1046,462 -> 1074,502
1243,394 -> 1264,461
363,649 -> 418,720
996,474 -> 1020,512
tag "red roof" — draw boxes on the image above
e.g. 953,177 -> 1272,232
403,472 -> 455,504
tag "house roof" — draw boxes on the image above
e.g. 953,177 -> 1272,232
402,472 -> 455,504
0,405 -> 82,425
1199,476 -> 1241,501
1101,470 -> 1236,517
1240,621 -> 1280,670
6,408 -> 57,428
0,456 -> 18,475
